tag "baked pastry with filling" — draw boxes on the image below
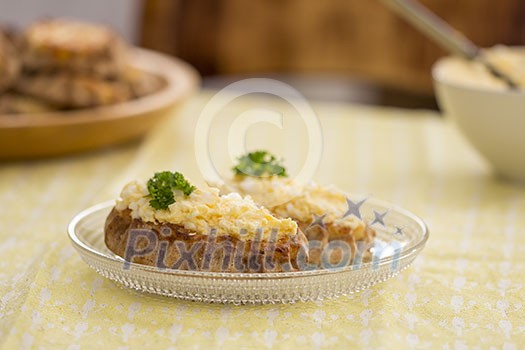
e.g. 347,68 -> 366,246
214,151 -> 376,266
105,171 -> 309,272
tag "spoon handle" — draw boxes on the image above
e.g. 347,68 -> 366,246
381,0 -> 517,88
380,0 -> 479,59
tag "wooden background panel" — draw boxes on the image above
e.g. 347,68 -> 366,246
141,0 -> 525,95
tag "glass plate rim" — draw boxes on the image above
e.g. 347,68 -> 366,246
68,198 -> 429,280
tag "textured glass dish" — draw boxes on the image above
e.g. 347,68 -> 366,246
68,199 -> 428,304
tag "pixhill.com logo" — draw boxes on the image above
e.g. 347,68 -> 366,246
121,195 -> 404,273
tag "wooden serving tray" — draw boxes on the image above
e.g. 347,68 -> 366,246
0,48 -> 200,160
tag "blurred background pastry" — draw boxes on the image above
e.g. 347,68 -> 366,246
0,18 -> 164,113
15,70 -> 131,108
121,66 -> 165,99
19,19 -> 126,78
0,92 -> 56,114
13,67 -> 165,108
0,30 -> 20,93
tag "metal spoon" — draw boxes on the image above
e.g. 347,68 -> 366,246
380,0 -> 518,89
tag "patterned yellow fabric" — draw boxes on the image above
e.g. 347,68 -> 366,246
1,92 -> 524,349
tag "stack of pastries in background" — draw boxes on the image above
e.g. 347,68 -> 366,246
0,19 -> 164,114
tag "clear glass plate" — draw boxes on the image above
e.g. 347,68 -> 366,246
68,198 -> 428,305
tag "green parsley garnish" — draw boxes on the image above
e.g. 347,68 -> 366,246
232,150 -> 288,178
146,171 -> 196,210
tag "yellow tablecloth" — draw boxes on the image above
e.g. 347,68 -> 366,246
1,91 -> 524,349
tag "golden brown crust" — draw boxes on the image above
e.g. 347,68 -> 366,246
104,208 -> 309,273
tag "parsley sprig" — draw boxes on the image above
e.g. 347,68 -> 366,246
147,171 -> 196,210
232,150 -> 288,178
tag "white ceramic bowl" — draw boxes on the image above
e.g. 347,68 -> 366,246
432,55 -> 525,182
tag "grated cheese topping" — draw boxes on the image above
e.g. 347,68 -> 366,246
216,176 -> 367,239
115,180 -> 298,240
